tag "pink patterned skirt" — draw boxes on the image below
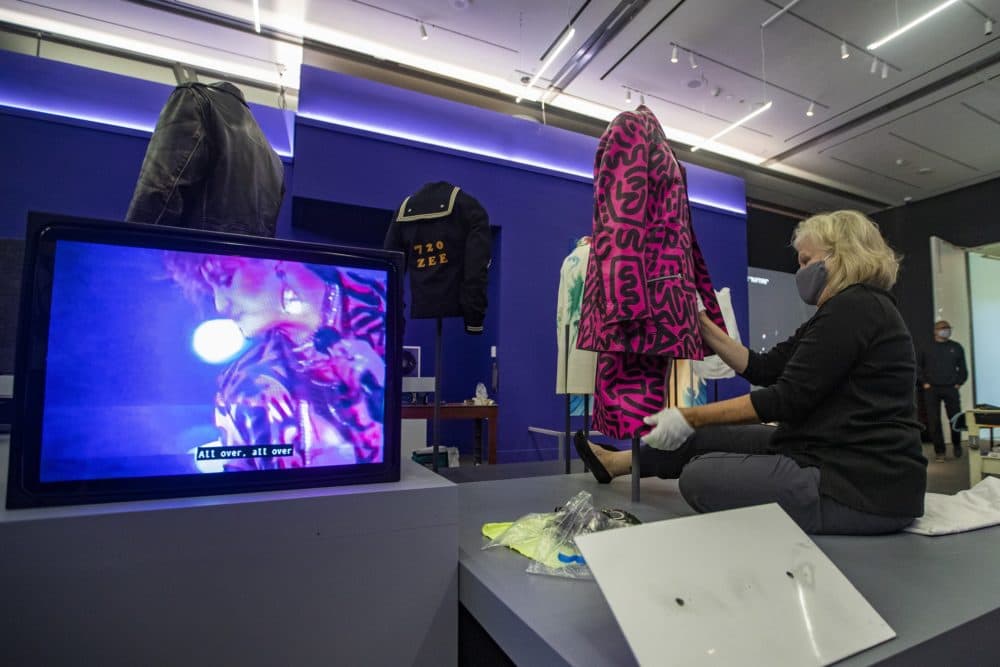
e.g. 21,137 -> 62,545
592,352 -> 671,440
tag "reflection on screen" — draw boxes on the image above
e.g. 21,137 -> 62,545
747,268 -> 816,355
40,241 -> 388,482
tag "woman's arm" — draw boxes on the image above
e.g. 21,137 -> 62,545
680,395 -> 760,428
699,311 -> 749,373
707,311 -> 806,387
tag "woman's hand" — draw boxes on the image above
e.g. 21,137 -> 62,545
642,407 -> 694,450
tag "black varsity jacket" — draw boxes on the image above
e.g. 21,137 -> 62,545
384,182 -> 491,334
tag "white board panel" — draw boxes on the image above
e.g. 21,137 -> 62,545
575,504 -> 895,666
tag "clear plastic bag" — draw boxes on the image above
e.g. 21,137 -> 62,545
483,491 -> 636,580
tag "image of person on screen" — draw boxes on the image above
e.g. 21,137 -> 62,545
164,252 -> 387,469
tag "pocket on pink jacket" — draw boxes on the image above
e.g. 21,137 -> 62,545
645,273 -> 698,326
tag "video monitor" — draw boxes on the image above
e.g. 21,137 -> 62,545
6,214 -> 402,508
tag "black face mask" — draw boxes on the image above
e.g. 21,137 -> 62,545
795,260 -> 828,305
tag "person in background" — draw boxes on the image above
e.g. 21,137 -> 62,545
919,320 -> 968,462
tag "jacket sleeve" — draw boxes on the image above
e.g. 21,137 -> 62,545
459,194 -> 491,335
556,259 -> 570,334
917,347 -> 928,385
748,300 -> 866,423
956,343 -> 969,385
689,230 -> 728,354
594,113 -> 651,324
125,86 -> 211,226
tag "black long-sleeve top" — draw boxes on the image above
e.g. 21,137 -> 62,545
918,341 -> 968,387
742,284 -> 927,518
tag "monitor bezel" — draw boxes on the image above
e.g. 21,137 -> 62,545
6,212 -> 403,508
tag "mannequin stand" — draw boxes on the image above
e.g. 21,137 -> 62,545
432,317 -> 442,473
631,435 -> 640,503
564,325 -> 571,474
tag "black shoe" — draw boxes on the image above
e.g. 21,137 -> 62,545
954,444 -> 963,459
574,430 -> 611,484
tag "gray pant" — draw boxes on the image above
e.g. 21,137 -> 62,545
640,425 -> 915,535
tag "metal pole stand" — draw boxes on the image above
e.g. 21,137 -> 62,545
432,317 -> 442,472
564,324 -> 571,474
631,434 -> 641,503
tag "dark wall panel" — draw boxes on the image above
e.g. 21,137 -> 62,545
873,178 -> 1000,354
747,206 -> 801,274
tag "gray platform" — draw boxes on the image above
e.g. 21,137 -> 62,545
459,474 -> 1000,666
0,438 -> 458,667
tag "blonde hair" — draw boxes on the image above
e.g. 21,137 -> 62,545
792,210 -> 901,297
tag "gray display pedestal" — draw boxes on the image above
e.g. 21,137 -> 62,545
460,474 -> 1000,666
0,437 -> 457,667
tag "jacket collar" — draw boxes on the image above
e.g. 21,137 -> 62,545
177,81 -> 248,107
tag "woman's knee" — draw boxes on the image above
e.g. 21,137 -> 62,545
678,457 -> 728,512
678,455 -> 824,533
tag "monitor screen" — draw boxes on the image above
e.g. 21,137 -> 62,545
7,214 -> 402,508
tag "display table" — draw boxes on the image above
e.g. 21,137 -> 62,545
966,409 -> 1000,486
402,402 -> 498,464
459,474 -> 1000,666
0,437 -> 458,667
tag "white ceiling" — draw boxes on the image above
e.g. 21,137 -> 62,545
4,0 -> 1000,209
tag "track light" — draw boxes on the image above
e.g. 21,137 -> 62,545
515,25 -> 576,103
640,93 -> 646,105
251,0 -> 261,33
626,88 -> 632,103
881,62 -> 888,79
806,101 -> 815,117
671,45 -> 679,63
870,56 -> 879,74
689,52 -> 698,69
987,18 -> 994,35
840,41 -> 849,59
420,22 -> 428,40
691,101 -> 773,152
868,0 -> 960,50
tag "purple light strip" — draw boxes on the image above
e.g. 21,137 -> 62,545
298,111 -> 746,215
0,100 -> 744,215
0,100 -> 295,158
688,196 -> 746,216
298,110 -> 593,180
0,99 -> 157,133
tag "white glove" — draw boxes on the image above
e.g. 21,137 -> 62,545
642,408 -> 694,451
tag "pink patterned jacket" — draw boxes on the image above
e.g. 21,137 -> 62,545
577,106 -> 727,359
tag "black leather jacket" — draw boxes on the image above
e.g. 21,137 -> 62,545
125,82 -> 284,237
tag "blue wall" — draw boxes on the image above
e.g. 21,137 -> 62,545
0,110 -> 294,241
1,55 -> 748,463
290,121 -> 748,460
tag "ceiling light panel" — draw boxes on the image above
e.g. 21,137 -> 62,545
0,3 -> 299,89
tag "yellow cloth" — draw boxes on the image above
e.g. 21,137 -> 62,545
482,515 -> 580,569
